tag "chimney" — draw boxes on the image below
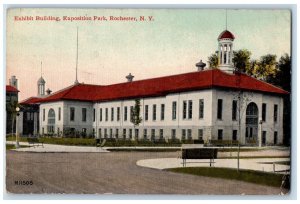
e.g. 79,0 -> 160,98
196,60 -> 206,71
46,88 -> 52,95
126,73 -> 134,82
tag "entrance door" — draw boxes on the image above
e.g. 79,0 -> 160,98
245,102 -> 258,144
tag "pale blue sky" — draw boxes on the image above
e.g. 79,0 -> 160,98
6,9 -> 291,100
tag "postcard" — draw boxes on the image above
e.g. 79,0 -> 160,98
5,8 -> 291,196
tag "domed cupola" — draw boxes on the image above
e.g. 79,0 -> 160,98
218,30 -> 235,40
37,76 -> 45,84
217,30 -> 235,74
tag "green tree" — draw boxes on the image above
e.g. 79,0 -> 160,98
131,99 -> 142,126
207,52 -> 218,69
232,49 -> 252,73
251,54 -> 278,81
270,53 -> 291,91
6,100 -> 19,135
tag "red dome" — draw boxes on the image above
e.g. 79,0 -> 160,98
218,30 -> 235,40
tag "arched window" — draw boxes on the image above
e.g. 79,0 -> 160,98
47,108 -> 55,133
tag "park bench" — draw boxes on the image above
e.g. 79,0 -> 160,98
181,148 -> 218,167
27,137 -> 44,148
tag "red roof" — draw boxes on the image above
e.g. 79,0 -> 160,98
35,69 -> 288,104
6,85 -> 19,93
20,97 -> 42,105
218,30 -> 235,40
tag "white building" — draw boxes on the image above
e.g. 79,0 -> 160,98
20,30 -> 288,146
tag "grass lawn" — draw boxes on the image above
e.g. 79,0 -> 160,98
6,136 -> 181,147
167,167 -> 284,187
6,144 -> 29,150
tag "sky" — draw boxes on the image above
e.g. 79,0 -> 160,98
6,8 -> 291,101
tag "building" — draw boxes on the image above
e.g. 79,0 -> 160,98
19,30 -> 288,146
19,74 -> 52,136
6,76 -> 19,134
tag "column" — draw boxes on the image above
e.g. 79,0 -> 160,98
218,44 -> 221,65
33,112 -> 38,136
230,44 -> 233,64
226,44 -> 229,64
222,45 -> 225,64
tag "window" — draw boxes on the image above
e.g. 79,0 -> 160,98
274,104 -> 278,122
111,107 -> 114,121
159,129 -> 164,139
161,104 -> 165,120
117,107 -> 120,121
218,129 -> 223,140
58,107 -> 61,121
110,129 -> 113,138
198,129 -> 203,140
183,101 -> 187,119
199,99 -> 204,119
100,108 -> 102,121
172,101 -> 177,120
188,100 -> 193,119
70,107 -> 75,121
105,108 -> 108,121
93,108 -> 95,122
124,106 -> 128,121
151,129 -> 155,141
116,129 -> 119,138
82,108 -> 87,122
171,129 -> 176,140
152,104 -> 156,121
129,129 -> 133,139
143,129 -> 147,139
187,129 -> 192,140
123,129 -> 126,139
262,103 -> 267,122
145,105 -> 149,121
135,129 -> 139,139
181,129 -> 186,140
43,109 -> 45,121
274,131 -> 278,144
232,130 -> 237,141
232,100 -> 237,121
262,131 -> 266,145
217,99 -> 223,120
130,106 -> 134,122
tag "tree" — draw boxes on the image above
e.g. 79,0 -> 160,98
251,54 -> 278,81
270,53 -> 291,92
6,100 -> 19,135
232,49 -> 252,74
131,99 -> 142,127
207,52 -> 218,69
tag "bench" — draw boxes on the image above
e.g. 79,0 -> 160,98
182,148 -> 218,167
27,137 -> 44,148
